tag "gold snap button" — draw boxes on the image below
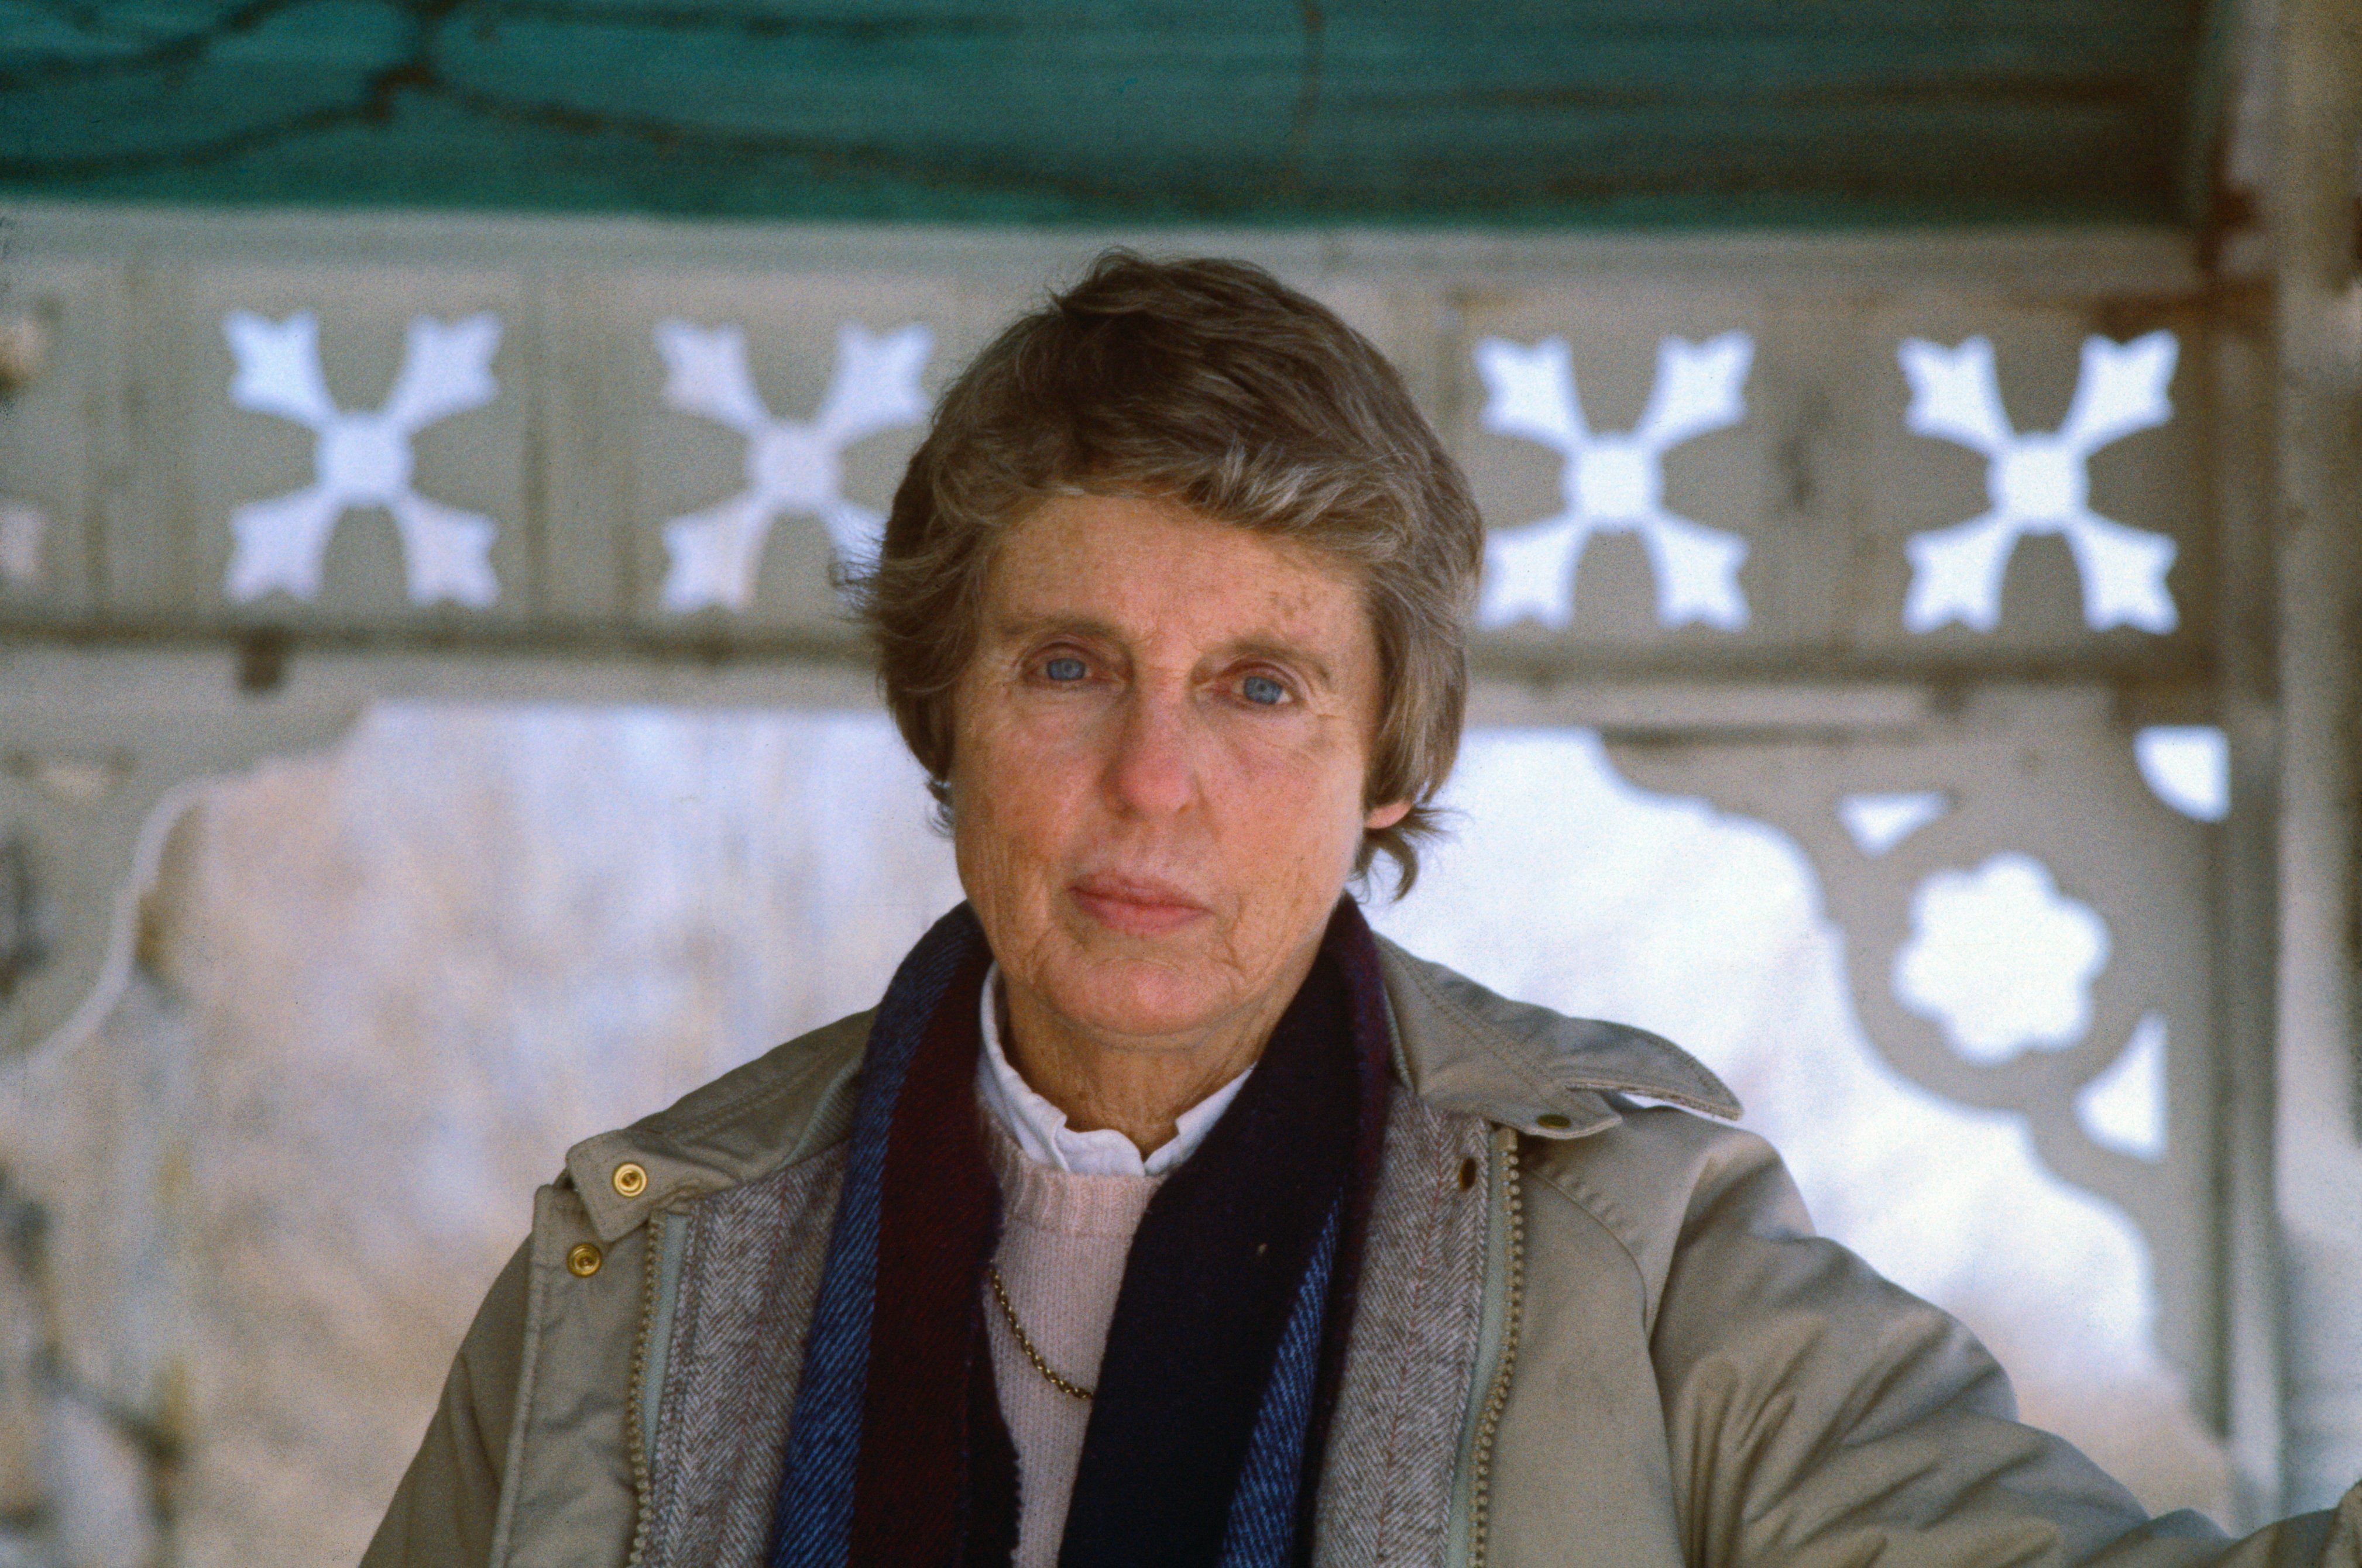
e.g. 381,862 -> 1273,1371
567,1243 -> 603,1278
1534,1112 -> 1573,1132
612,1162 -> 647,1199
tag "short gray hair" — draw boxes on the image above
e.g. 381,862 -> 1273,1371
857,250 -> 1482,891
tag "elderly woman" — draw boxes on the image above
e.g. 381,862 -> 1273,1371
366,255 -> 2359,1568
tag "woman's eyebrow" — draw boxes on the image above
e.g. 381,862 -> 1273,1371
987,615 -> 1335,689
989,612 -> 1124,644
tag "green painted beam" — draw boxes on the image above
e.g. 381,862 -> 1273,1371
0,1 -> 2213,228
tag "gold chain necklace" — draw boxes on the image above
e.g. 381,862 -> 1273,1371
986,1264 -> 1094,1401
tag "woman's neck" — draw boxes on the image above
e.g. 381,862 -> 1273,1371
996,961 -> 1307,1156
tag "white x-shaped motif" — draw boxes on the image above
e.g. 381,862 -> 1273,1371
1473,332 -> 1755,631
655,319 -> 932,614
222,312 -> 504,607
1897,332 -> 2180,634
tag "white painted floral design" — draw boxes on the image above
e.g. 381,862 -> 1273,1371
222,311 -> 504,607
1897,332 -> 2179,634
1472,332 -> 1754,631
654,319 -> 932,613
2076,1014 -> 2168,1161
1894,852 -> 2110,1065
2133,725 -> 2229,822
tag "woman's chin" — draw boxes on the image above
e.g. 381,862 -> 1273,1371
1041,961 -> 1238,1046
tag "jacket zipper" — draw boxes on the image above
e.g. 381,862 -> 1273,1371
1448,1126 -> 1526,1568
1470,1129 -> 1526,1568
623,1209 -> 666,1568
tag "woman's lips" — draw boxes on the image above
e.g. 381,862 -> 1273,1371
1068,875 -> 1208,937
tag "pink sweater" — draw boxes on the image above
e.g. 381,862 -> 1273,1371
979,1110 -> 1163,1567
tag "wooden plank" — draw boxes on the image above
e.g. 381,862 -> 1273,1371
0,0 -> 2209,228
0,207 -> 2237,680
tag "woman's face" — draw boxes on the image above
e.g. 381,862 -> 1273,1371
950,493 -> 1409,1047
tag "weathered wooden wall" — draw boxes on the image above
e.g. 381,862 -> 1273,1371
0,205 -> 2324,1545
0,1 -> 2219,228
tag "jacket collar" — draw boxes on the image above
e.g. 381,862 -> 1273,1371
1374,936 -> 1741,1139
567,933 -> 1741,1242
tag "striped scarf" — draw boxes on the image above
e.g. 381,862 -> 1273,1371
769,899 -> 1393,1568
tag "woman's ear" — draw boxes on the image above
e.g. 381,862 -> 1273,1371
1364,800 -> 1412,832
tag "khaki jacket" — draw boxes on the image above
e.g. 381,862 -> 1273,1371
366,940 -> 2362,1568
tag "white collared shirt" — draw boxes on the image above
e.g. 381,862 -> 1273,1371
974,964 -> 1252,1177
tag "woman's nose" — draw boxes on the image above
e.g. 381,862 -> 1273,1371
1102,687 -> 1197,818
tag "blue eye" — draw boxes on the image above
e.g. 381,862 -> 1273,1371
1044,656 -> 1087,682
1241,674 -> 1287,706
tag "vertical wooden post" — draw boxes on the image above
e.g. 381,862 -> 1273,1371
2271,0 -> 2362,1512
2215,299 -> 2285,1527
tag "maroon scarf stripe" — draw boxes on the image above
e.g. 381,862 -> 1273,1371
830,902 -> 1392,1568
850,941 -> 1003,1566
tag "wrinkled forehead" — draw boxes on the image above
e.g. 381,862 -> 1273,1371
975,494 -> 1381,661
